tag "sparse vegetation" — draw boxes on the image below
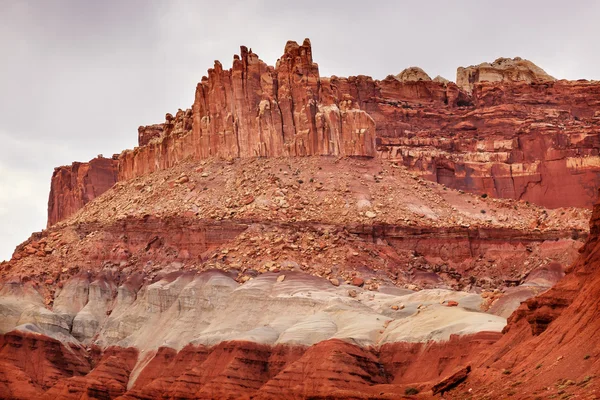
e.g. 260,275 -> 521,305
578,375 -> 592,386
404,387 -> 419,395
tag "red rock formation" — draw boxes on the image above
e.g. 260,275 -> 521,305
0,331 -> 90,399
118,39 -> 377,182
0,333 -> 503,399
440,191 -> 600,398
41,347 -> 138,400
45,40 -> 600,226
10,38 -> 600,399
47,156 -> 119,227
374,78 -> 600,208
137,124 -> 163,147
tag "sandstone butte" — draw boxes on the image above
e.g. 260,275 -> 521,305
1,38 -> 600,399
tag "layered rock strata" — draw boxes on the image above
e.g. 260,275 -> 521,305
47,40 -> 600,226
0,270 -> 504,399
7,38 -> 600,398
439,189 -> 600,398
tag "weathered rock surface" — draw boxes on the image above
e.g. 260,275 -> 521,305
7,157 -> 589,293
47,40 -> 600,226
0,271 -> 505,349
0,270 -> 507,399
396,66 -> 432,82
457,57 -> 555,93
48,156 -> 119,227
117,39 -> 377,184
0,331 -> 500,400
433,190 -> 600,398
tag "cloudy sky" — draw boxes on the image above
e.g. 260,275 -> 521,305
1,0 -> 599,261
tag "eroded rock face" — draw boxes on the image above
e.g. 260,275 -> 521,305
46,40 -> 600,226
117,39 -> 377,183
436,190 -> 600,398
47,156 -> 119,227
8,38 -> 600,398
0,331 -> 499,400
456,57 -> 556,93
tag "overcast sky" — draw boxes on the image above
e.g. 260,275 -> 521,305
1,0 -> 599,261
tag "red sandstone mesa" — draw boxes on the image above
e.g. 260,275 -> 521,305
47,39 -> 600,227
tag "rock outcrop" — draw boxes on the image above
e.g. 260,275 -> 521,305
47,156 -> 119,227
0,267 -> 505,399
427,189 -> 600,398
456,56 -> 556,93
1,153 -> 593,398
396,66 -> 432,82
117,39 -> 377,183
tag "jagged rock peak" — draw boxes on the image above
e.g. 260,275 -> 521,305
396,66 -> 432,82
278,38 -> 315,68
456,56 -> 556,93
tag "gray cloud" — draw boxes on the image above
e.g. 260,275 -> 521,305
1,0 -> 599,260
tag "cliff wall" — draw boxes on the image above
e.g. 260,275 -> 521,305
47,39 -> 600,227
47,156 -> 119,226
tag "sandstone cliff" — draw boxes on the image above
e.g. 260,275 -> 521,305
47,156 -> 119,227
117,39 -> 377,182
47,41 -> 600,227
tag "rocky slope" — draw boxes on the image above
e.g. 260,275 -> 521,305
437,191 -> 600,399
2,38 -> 600,399
0,159 -> 592,398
